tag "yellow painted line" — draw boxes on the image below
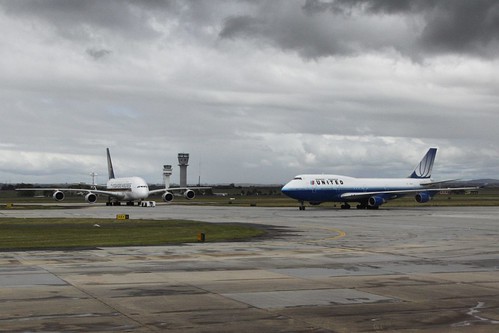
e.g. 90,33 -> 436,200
309,227 -> 347,242
325,227 -> 347,240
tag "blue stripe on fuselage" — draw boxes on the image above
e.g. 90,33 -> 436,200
281,186 -> 416,203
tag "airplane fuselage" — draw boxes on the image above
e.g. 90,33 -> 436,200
106,177 -> 150,201
282,174 -> 429,204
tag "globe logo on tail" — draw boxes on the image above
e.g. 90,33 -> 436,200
409,148 -> 437,179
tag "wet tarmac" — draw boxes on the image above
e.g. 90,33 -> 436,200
0,205 -> 499,332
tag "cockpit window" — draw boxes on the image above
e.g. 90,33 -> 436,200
293,177 -> 302,180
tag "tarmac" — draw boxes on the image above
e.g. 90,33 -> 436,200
0,204 -> 499,332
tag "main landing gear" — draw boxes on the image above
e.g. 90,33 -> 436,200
296,201 -> 379,210
106,201 -> 141,206
341,202 -> 380,210
356,203 -> 379,209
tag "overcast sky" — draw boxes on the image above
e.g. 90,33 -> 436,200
0,0 -> 498,185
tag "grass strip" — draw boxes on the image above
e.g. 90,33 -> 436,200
0,218 -> 266,250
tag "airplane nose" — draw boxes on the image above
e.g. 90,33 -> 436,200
281,179 -> 303,200
281,182 -> 292,195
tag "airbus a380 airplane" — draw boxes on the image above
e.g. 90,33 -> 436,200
281,148 -> 477,210
18,148 -> 208,206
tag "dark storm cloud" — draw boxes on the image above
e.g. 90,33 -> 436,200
219,2 -> 361,58
3,0 -> 499,59
219,0 -> 499,59
339,0 -> 499,57
86,48 -> 112,60
419,1 -> 499,56
219,15 -> 264,39
0,0 -> 168,41
311,0 -> 434,14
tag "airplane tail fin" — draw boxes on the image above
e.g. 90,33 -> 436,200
106,148 -> 115,180
409,148 -> 437,179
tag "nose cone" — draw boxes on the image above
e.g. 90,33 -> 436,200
137,185 -> 149,199
281,182 -> 290,194
281,181 -> 296,199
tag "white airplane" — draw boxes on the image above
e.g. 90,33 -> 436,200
281,148 -> 478,210
17,148 -> 209,206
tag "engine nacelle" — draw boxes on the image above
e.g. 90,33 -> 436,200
368,196 -> 386,207
162,192 -> 174,202
415,192 -> 431,203
53,191 -> 65,201
85,193 -> 97,204
184,189 -> 195,200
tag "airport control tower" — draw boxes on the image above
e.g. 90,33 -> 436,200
178,153 -> 189,187
163,165 -> 172,189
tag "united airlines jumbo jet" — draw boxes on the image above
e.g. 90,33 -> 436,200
18,148 -> 209,206
281,148 -> 477,210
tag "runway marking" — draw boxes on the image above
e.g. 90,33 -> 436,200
309,227 -> 347,242
325,227 -> 347,240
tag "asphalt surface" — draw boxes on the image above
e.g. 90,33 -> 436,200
0,204 -> 499,332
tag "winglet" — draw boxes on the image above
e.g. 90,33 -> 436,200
106,148 -> 115,180
409,148 -> 437,179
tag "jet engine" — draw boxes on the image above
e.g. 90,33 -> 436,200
415,192 -> 431,203
184,189 -> 195,200
368,196 -> 385,207
85,193 -> 97,204
53,191 -> 65,201
162,192 -> 174,202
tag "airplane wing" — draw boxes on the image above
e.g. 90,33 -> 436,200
420,179 -> 460,186
149,187 -> 211,195
16,188 -> 126,199
340,186 -> 479,200
16,187 -> 92,193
